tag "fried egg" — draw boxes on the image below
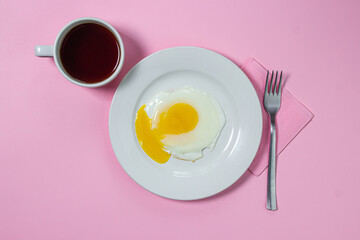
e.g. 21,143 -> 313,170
135,87 -> 225,164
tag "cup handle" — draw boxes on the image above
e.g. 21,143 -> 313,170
35,45 -> 54,57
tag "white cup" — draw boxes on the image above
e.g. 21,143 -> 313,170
35,17 -> 125,88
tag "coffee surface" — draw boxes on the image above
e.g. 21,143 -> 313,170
60,23 -> 120,83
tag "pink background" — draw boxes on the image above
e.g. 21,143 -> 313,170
1,0 -> 360,239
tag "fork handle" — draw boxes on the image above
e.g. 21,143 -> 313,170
267,115 -> 277,210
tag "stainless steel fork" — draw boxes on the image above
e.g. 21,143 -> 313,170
264,70 -> 283,211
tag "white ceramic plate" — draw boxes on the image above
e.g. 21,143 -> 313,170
109,47 -> 262,200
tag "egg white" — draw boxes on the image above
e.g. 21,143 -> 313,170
144,87 -> 226,161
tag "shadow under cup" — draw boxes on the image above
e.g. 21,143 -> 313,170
53,18 -> 124,87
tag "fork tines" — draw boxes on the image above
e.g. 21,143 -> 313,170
265,70 -> 283,95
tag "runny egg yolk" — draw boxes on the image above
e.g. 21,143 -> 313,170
135,103 -> 199,164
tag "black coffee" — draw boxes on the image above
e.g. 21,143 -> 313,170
60,23 -> 120,84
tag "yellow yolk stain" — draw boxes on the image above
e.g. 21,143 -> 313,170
135,105 -> 170,164
135,103 -> 199,164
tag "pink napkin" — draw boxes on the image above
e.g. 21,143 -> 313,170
240,58 -> 314,176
